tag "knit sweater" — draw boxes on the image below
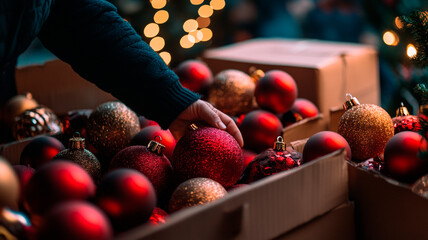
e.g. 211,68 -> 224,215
0,0 -> 199,129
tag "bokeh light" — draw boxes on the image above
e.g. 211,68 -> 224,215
196,17 -> 210,28
183,19 -> 198,32
200,28 -> 213,41
210,0 -> 225,10
150,37 -> 165,51
159,51 -> 171,65
189,30 -> 203,43
154,10 -> 169,24
394,17 -> 404,29
180,35 -> 195,48
190,0 -> 204,5
198,5 -> 213,18
407,44 -> 417,58
383,31 -> 399,46
144,23 -> 160,38
150,0 -> 166,9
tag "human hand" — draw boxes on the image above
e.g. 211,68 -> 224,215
169,100 -> 244,147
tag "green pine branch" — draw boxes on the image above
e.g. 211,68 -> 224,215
400,11 -> 428,67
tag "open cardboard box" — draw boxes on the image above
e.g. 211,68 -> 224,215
201,38 -> 380,125
282,114 -> 326,146
116,148 -> 350,240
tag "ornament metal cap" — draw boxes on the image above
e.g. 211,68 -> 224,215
69,132 -> 86,150
188,123 -> 199,131
396,102 -> 410,116
249,67 -> 265,83
343,93 -> 360,110
147,135 -> 165,155
274,136 -> 286,151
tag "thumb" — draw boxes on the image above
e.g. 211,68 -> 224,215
198,102 -> 227,130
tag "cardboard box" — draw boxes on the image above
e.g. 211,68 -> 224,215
348,162 -> 428,240
116,149 -> 349,240
282,114 -> 326,146
202,39 -> 380,124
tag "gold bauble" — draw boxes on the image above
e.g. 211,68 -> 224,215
207,69 -> 256,116
0,157 -> 19,209
13,106 -> 62,140
3,93 -> 38,127
338,104 -> 394,161
168,178 -> 227,213
87,101 -> 140,160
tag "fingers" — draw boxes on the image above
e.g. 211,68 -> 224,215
197,101 -> 226,130
218,111 -> 244,147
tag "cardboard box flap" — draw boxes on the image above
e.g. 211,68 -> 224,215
116,149 -> 348,240
282,114 -> 326,146
203,39 -> 376,69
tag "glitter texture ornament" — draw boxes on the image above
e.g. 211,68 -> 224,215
148,207 -> 168,225
302,131 -> 351,163
37,201 -> 113,240
207,69 -> 256,116
87,101 -> 140,161
239,136 -> 301,184
52,133 -> 101,183
20,136 -> 65,169
254,70 -> 298,114
171,126 -> 244,188
109,137 -> 174,201
168,178 -> 227,213
338,94 -> 394,161
95,169 -> 156,232
174,59 -> 213,94
392,102 -> 422,134
24,161 -> 95,215
0,157 -> 19,209
13,106 -> 62,140
383,131 -> 428,183
412,174 -> 428,198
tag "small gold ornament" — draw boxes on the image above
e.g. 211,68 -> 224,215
338,94 -> 394,161
207,69 -> 256,116
168,178 -> 227,213
13,106 -> 62,140
87,101 -> 140,160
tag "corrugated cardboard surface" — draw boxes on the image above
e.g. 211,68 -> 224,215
202,39 -> 380,124
348,163 -> 428,240
274,202 -> 355,240
282,114 -> 326,146
15,59 -> 116,115
116,149 -> 348,240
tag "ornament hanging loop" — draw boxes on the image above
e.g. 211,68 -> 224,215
249,67 -> 265,83
343,93 -> 360,110
69,132 -> 86,150
147,135 -> 165,155
274,136 -> 286,151
396,102 -> 410,116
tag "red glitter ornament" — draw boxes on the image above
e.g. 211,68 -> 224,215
24,161 -> 95,215
290,98 -> 319,119
302,131 -> 351,163
130,125 -> 176,160
148,207 -> 168,225
12,165 -> 35,209
171,126 -> 244,188
383,131 -> 428,183
239,136 -> 301,184
109,139 -> 174,201
239,110 -> 283,153
95,169 -> 156,232
20,136 -> 65,169
174,59 -> 213,93
392,102 -> 422,134
37,201 -> 113,240
254,70 -> 298,114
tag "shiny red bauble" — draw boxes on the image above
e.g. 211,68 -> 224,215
20,136 -> 65,169
13,165 -> 35,209
171,127 -> 244,188
109,145 -> 173,201
95,169 -> 156,232
148,207 -> 168,225
139,116 -> 159,130
130,126 -> 176,160
174,60 -> 213,93
239,110 -> 283,153
291,98 -> 319,119
254,70 -> 298,114
24,161 -> 95,215
383,131 -> 428,183
302,131 -> 351,163
242,149 -> 257,169
37,201 -> 113,240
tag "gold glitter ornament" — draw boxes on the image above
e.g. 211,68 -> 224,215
168,178 -> 227,213
87,101 -> 140,160
0,157 -> 19,209
338,94 -> 394,161
207,69 -> 256,116
53,133 -> 101,183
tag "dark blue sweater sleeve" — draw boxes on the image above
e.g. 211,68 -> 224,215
37,0 -> 199,129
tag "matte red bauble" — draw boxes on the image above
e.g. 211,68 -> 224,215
130,126 -> 176,160
239,137 -> 301,184
148,207 -> 168,225
24,161 -> 95,215
239,110 -> 283,153
0,157 -> 20,208
254,70 -> 298,114
13,165 -> 35,209
109,144 -> 173,201
302,131 -> 351,163
383,131 -> 428,183
242,149 -> 257,169
392,103 -> 422,134
174,60 -> 213,93
291,98 -> 319,119
37,201 -> 113,240
139,116 -> 159,130
95,169 -> 156,232
172,126 -> 244,188
20,136 -> 65,169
